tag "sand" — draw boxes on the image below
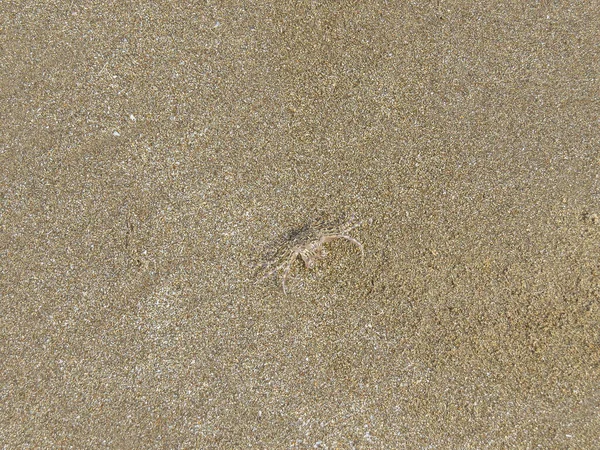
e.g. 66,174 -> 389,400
2,1 -> 599,448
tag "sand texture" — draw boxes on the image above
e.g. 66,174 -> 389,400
2,1 -> 600,448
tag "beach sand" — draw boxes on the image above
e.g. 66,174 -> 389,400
2,1 -> 599,448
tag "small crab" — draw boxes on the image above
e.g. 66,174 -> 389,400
257,217 -> 365,294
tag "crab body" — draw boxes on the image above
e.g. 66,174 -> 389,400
257,217 -> 364,293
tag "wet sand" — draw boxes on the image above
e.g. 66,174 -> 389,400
2,1 -> 600,448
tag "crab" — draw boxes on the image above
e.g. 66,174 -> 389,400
257,217 -> 365,294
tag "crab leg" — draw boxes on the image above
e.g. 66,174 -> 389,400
340,235 -> 364,257
281,251 -> 299,294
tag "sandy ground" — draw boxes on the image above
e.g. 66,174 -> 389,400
2,1 -> 600,448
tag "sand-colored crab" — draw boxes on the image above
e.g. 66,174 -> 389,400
257,217 -> 365,294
